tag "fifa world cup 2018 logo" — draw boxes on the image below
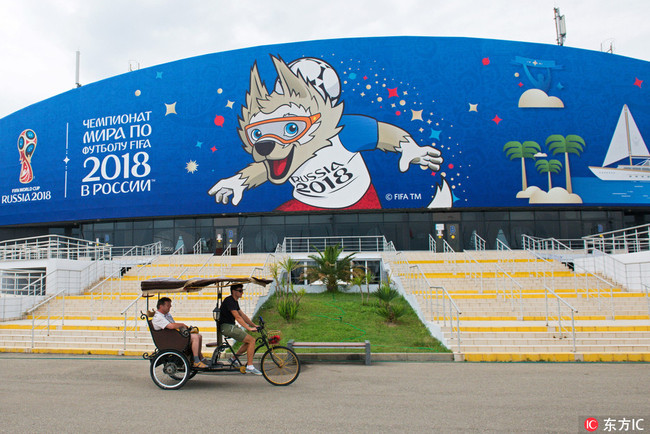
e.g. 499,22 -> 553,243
17,129 -> 37,184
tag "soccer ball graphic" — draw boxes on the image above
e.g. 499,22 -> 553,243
275,57 -> 341,104
17,129 -> 37,184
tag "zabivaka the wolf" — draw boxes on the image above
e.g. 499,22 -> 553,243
208,56 -> 444,211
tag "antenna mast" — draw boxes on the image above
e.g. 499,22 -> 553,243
75,50 -> 82,88
554,8 -> 566,46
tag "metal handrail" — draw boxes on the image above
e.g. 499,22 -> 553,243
236,238 -> 244,255
193,238 -> 204,255
526,247 -> 617,318
111,242 -> 161,257
463,250 -> 484,293
403,262 -> 462,353
0,234 -> 111,261
583,223 -> 650,253
281,235 -> 390,253
471,232 -> 486,251
542,283 -> 578,352
120,295 -> 143,351
29,287 -> 68,347
495,263 -> 524,320
496,239 -> 511,251
429,234 -> 437,252
579,248 -> 649,291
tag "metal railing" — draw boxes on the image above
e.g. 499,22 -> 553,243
495,263 -> 524,320
429,234 -> 437,252
463,250 -> 484,293
496,239 -> 511,251
583,223 -> 650,254
406,263 -> 462,353
542,283 -> 578,352
110,242 -> 161,257
470,232 -> 486,251
0,235 -> 111,261
279,236 -> 392,253
236,238 -> 244,255
526,248 -> 617,318
120,295 -> 143,351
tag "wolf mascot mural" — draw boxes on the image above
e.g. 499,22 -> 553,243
209,56 -> 451,211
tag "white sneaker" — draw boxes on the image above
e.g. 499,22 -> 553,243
228,357 -> 241,367
246,366 -> 262,376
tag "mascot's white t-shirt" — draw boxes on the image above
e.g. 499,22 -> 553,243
288,135 -> 371,208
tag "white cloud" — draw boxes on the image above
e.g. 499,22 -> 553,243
518,89 -> 565,108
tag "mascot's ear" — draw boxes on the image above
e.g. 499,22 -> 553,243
247,63 -> 269,113
272,56 -> 310,99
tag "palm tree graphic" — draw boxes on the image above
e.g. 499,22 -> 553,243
545,135 -> 586,194
535,159 -> 563,191
503,141 -> 541,192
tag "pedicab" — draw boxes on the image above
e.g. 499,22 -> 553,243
140,276 -> 300,390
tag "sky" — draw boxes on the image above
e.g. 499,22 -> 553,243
1,0 -> 649,118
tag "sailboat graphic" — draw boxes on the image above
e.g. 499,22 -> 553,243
589,105 -> 650,181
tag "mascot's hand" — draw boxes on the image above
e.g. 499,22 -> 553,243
208,174 -> 247,206
397,136 -> 443,172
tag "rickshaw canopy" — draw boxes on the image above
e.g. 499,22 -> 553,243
140,276 -> 273,297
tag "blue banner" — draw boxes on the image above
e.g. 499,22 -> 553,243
1,36 -> 649,225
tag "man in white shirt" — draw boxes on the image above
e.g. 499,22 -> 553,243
152,297 -> 207,368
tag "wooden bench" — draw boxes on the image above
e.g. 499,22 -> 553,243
287,340 -> 371,365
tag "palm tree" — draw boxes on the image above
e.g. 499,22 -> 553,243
350,269 -> 374,305
545,135 -> 586,194
503,141 -> 541,192
534,159 -> 563,191
305,245 -> 357,293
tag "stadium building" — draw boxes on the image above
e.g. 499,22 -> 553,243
1,36 -> 649,252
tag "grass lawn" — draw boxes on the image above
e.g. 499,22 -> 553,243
255,292 -> 450,353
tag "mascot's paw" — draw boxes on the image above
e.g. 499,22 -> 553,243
397,137 -> 443,172
208,174 -> 246,205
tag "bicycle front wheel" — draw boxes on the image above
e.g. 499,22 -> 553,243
260,345 -> 300,386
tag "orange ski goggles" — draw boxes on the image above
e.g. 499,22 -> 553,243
244,113 -> 321,146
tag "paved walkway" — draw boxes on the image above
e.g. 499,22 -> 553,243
0,354 -> 648,433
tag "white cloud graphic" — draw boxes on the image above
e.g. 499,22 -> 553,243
518,89 -> 564,108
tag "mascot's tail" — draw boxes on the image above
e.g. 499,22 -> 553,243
427,177 -> 453,209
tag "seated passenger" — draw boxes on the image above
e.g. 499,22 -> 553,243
219,284 -> 262,375
153,297 -> 208,368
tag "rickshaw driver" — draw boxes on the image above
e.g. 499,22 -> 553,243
153,297 -> 208,369
220,283 -> 263,375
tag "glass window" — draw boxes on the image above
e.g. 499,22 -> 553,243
93,222 -> 114,231
485,211 -> 508,221
285,215 -> 309,225
154,219 -> 173,229
334,214 -> 358,223
461,212 -> 483,221
409,212 -> 430,222
359,213 -> 382,223
134,220 -> 153,230
384,213 -> 407,222
262,216 -> 284,225
510,211 -> 534,221
115,221 -> 132,230
309,214 -> 332,224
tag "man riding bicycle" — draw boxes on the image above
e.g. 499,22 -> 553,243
219,283 -> 262,375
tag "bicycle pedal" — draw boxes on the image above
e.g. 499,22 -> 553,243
239,366 -> 247,374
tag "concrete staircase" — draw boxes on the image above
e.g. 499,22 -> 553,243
390,250 -> 650,362
0,253 -> 274,355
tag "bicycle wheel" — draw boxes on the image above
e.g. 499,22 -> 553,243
260,345 -> 300,386
150,350 -> 192,390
